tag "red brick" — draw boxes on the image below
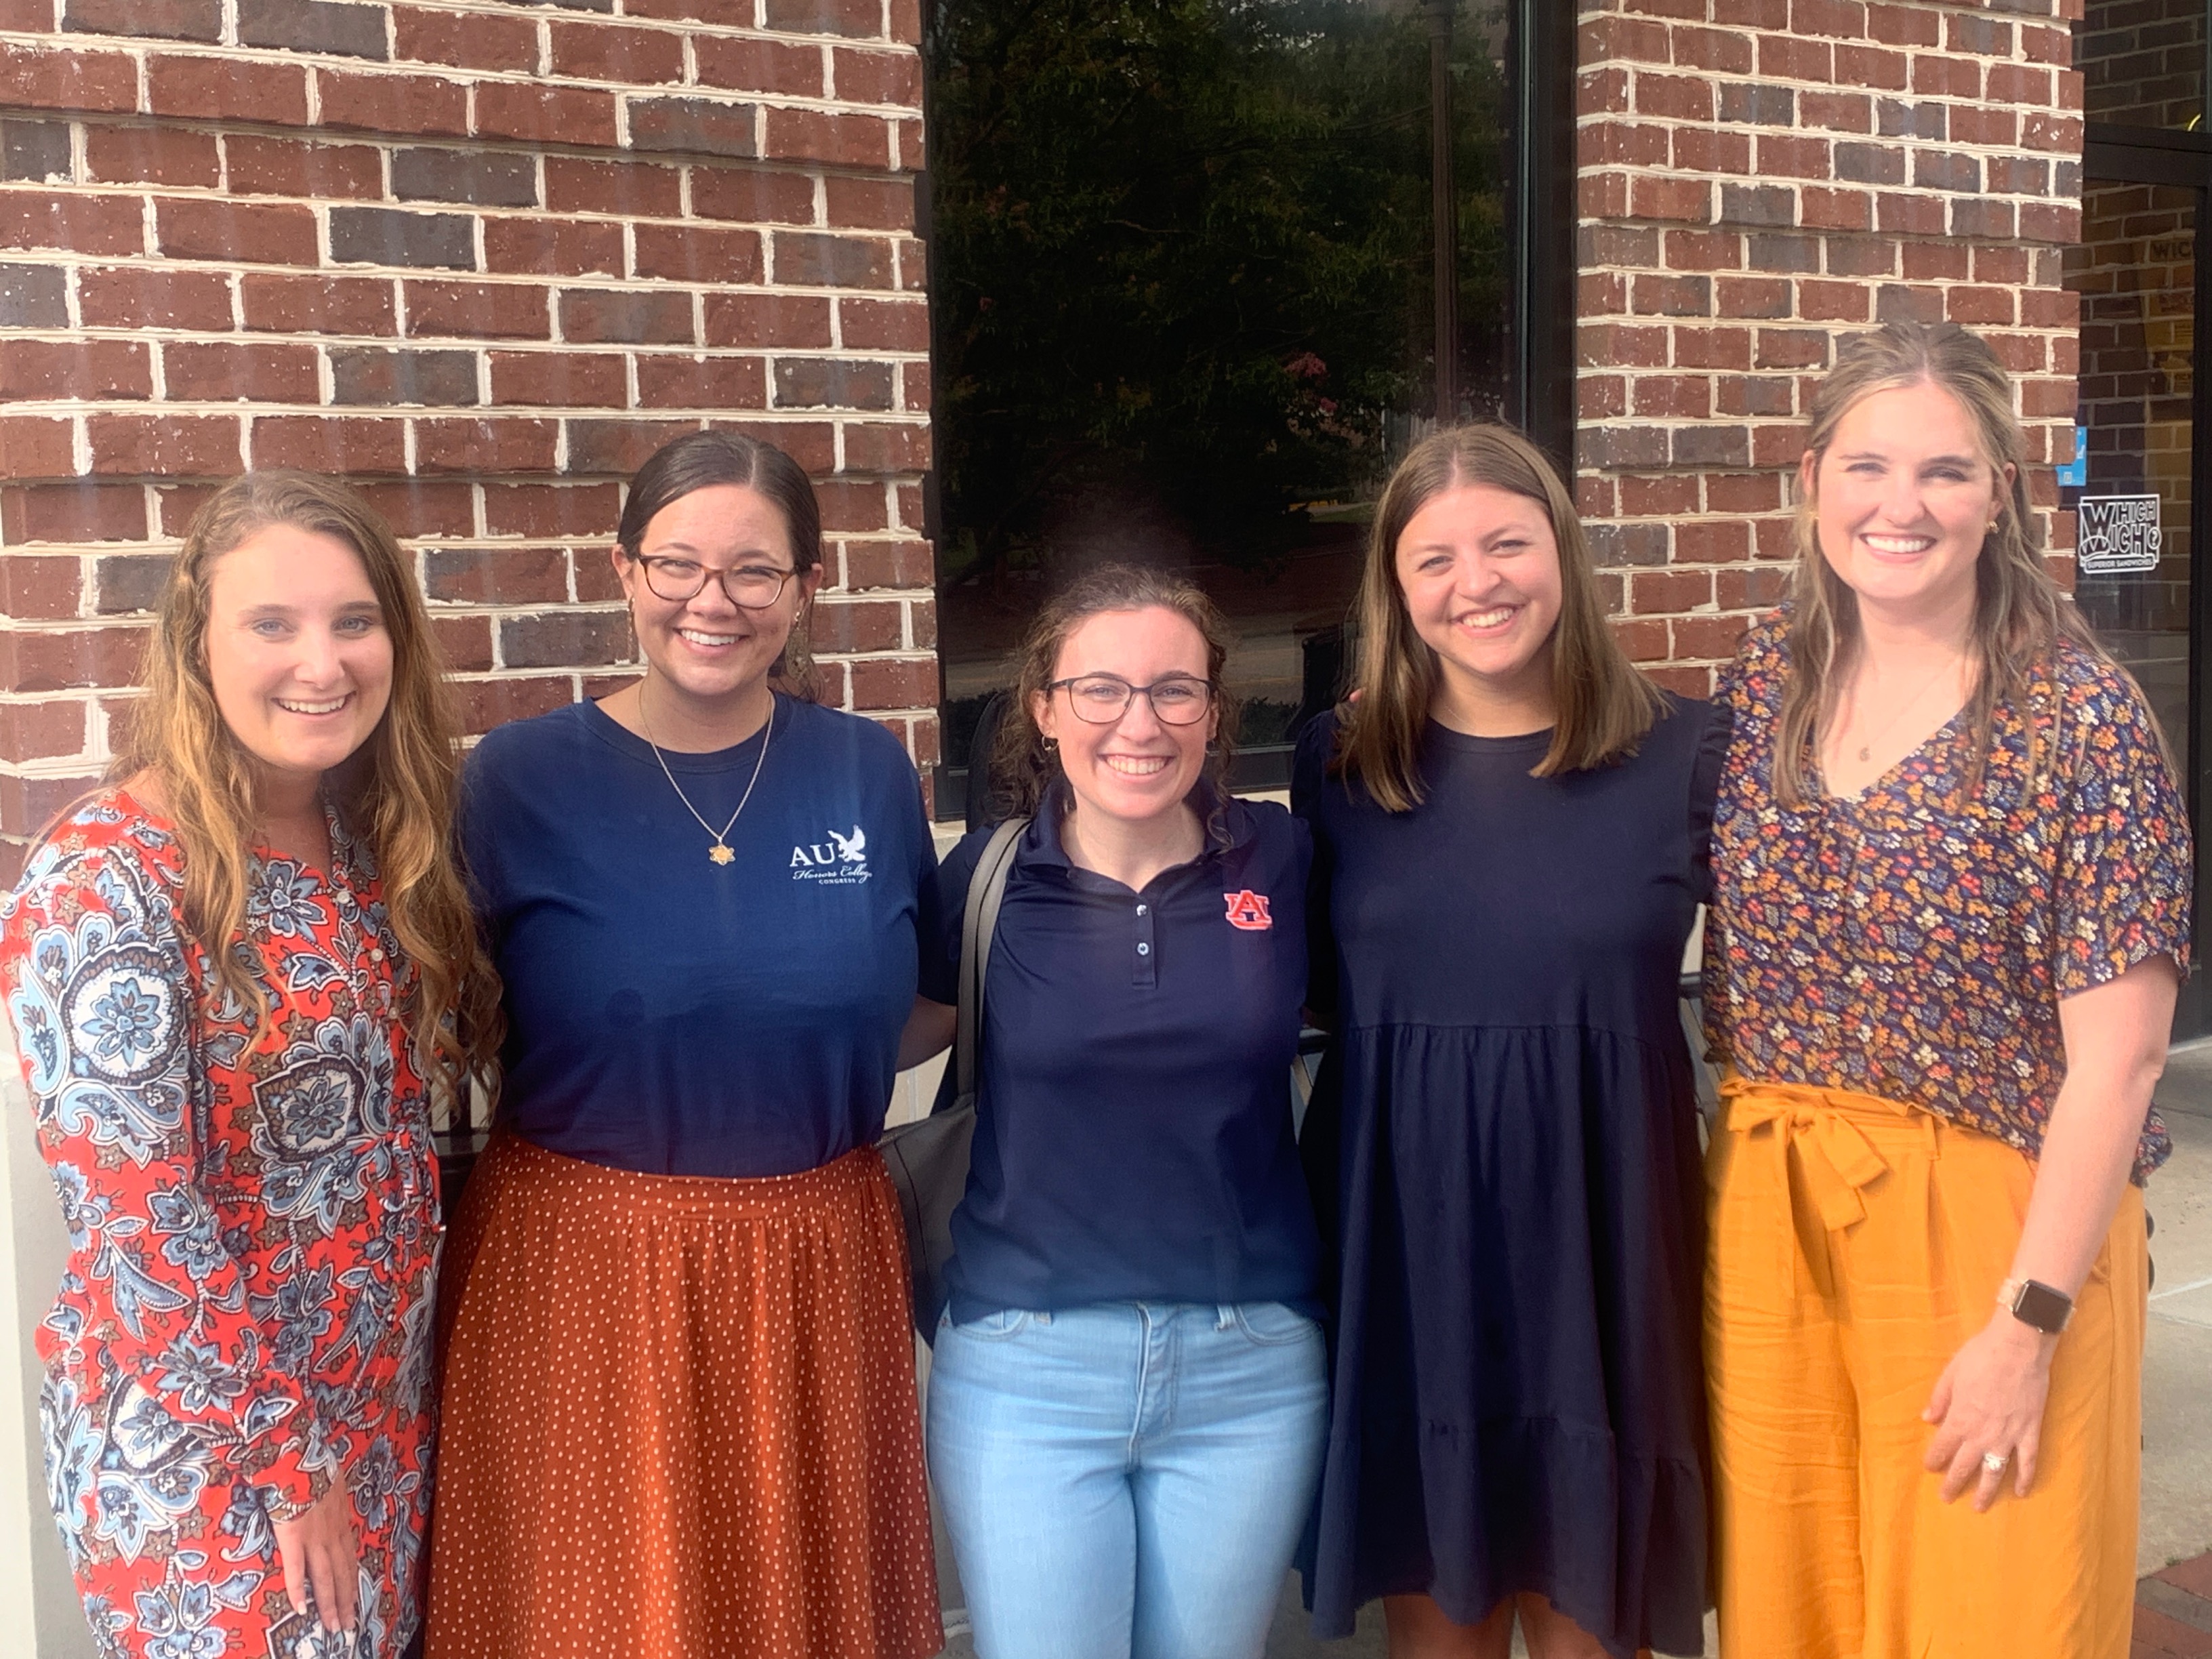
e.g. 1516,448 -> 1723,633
424,546 -> 567,605
1875,190 -> 1945,237
157,200 -> 318,267
1757,134 -> 1830,178
0,43 -> 138,115
1580,376 -> 1625,419
706,415 -> 831,472
162,341 -> 320,404
2020,201 -> 2080,243
824,175 -> 915,232
1708,473 -> 1783,514
1632,376 -> 1711,417
64,0 -> 218,39
1801,279 -> 1868,321
1791,0 -> 1864,39
550,20 -> 686,84
1833,43 -> 1908,90
763,0 -> 880,37
624,0 -> 756,22
564,417 -> 699,475
1675,519 -> 1751,562
0,556 -> 78,621
1,339 -> 150,401
414,416 -> 559,474
455,674 -> 571,736
1673,326 -> 1751,369
1912,54 -> 1980,98
544,158 -> 682,219
1716,563 -> 1788,608
499,609 -> 628,669
2130,1607 -> 2212,1657
0,190 -> 142,257
84,127 -> 221,188
406,279 -> 552,340
1582,14 -> 1671,62
693,163 -> 822,226
1620,475 -> 1700,517
360,479 -> 474,537
1631,176 -> 1713,223
488,351 -> 626,408
0,699 -> 88,762
483,480 -> 622,538
1801,186 -> 1870,230
1673,613 -> 1753,659
832,47 -> 922,108
839,420 -> 929,472
429,613 -> 493,673
477,82 -> 618,148
1759,35 -> 1831,80
1631,569 -> 1712,613
225,136 -> 383,200
2022,112 -> 2081,154
815,478 -> 888,533
1945,286 -> 2013,326
696,34 -> 824,97
77,266 -> 232,331
249,415 -> 405,474
314,68 -> 468,137
484,219 -> 626,278
574,550 -> 624,601
393,5 -> 539,72
703,292 -> 834,349
634,224 -> 765,285
1579,66 -> 1630,117
1755,328 -> 1830,369
148,54 -> 310,126
560,288 -> 694,345
1582,272 -> 1626,316
1,629 -> 145,693
840,297 -> 928,352
84,413 -> 239,476
153,483 -> 216,535
849,655 -> 937,711
812,597 -> 903,652
1752,425 -> 1809,468
763,108 -> 894,169
1676,26 -> 1755,73
635,354 -> 767,409
1672,128 -> 1753,174
1716,276 -> 1790,319
1584,121 -> 1671,169
1,483 -> 146,543
243,272 -> 395,336
1950,106 -> 2018,148
1798,90 -> 1871,133
1635,73 -> 1712,123
1902,241 -> 1969,281
1581,171 -> 1630,219
1865,2 -> 1937,47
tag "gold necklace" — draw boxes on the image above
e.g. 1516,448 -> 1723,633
637,679 -> 774,865
1841,655 -> 1960,764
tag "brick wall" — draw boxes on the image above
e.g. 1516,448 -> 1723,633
0,0 -> 937,880
1576,0 -> 2086,695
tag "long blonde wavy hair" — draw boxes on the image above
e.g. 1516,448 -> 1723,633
116,470 -> 501,1107
1333,423 -> 1660,811
1775,321 -> 2107,806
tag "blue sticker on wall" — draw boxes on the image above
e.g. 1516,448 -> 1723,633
2055,425 -> 2088,488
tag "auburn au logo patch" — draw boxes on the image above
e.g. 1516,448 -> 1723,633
1223,890 -> 1273,930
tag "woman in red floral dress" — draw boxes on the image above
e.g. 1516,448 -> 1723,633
1,472 -> 499,1659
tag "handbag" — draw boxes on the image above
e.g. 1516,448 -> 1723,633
880,814 -> 1028,1341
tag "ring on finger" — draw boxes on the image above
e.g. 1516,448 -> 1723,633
1981,1450 -> 2010,1475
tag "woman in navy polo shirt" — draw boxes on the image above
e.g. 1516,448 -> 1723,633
425,432 -> 945,1659
1296,425 -> 1720,1658
922,564 -> 1326,1659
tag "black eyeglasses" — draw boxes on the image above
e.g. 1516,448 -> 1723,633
630,554 -> 796,610
1046,674 -> 1216,725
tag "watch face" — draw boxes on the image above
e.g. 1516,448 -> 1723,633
2013,1279 -> 2073,1334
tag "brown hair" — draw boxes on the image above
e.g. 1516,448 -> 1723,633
989,563 -> 1242,820
117,470 -> 501,1110
1333,422 -> 1660,811
1774,320 -> 2105,806
615,430 -> 823,695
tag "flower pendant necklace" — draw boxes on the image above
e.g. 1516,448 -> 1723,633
638,680 -> 774,865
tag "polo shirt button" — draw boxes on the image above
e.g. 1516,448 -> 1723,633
1136,904 -> 1147,916
1137,943 -> 1150,956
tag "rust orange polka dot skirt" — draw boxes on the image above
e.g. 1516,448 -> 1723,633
424,1131 -> 944,1659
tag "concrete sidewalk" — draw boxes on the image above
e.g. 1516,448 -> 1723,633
929,1053 -> 2212,1658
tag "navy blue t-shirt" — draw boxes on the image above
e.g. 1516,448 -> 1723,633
922,789 -> 1321,1321
462,694 -> 939,1177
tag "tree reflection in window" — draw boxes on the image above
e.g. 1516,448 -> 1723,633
926,0 -> 1513,800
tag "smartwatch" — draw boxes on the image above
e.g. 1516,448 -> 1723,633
1998,1276 -> 2074,1335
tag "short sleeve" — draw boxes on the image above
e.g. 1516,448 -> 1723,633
919,829 -> 985,1006
1291,716 -> 1341,1023
2052,673 -> 2194,996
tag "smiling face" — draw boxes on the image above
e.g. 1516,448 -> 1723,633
1035,605 -> 1217,830
615,483 -> 820,710
203,523 -> 394,795
1393,481 -> 1564,723
1804,379 -> 2012,627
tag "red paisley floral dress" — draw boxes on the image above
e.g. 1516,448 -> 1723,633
0,790 -> 442,1659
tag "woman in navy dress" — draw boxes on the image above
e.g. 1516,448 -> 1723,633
1296,424 -> 1720,1658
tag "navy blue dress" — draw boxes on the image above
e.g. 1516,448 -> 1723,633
1294,697 -> 1724,1657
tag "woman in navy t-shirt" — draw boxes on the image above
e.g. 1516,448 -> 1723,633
1296,425 -> 1719,1658
920,565 -> 1326,1659
425,432 -> 945,1659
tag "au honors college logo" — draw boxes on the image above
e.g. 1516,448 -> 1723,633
792,825 -> 872,886
1223,890 -> 1273,930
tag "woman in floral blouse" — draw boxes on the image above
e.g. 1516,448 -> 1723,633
1,471 -> 498,1659
1703,321 -> 2191,1658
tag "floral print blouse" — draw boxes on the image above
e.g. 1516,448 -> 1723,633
1,790 -> 443,1657
1705,612 -> 2192,1183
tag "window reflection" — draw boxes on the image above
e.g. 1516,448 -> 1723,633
2078,0 -> 2207,131
925,0 -> 1515,807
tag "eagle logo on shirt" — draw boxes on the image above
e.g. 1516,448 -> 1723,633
791,826 -> 873,885
1223,890 -> 1273,930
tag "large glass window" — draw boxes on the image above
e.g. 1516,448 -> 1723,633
922,0 -> 1559,813
2079,0 -> 2206,130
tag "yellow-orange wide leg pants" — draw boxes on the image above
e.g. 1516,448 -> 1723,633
1705,1080 -> 2147,1659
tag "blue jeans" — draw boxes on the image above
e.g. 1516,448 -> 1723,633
926,1300 -> 1328,1659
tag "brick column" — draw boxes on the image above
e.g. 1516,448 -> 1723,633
0,0 -> 938,880
1576,0 -> 2085,694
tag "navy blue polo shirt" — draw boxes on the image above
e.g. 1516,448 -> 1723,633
922,788 -> 1321,1321
463,694 -> 938,1178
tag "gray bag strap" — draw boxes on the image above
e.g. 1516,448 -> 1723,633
955,815 -> 1029,1104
